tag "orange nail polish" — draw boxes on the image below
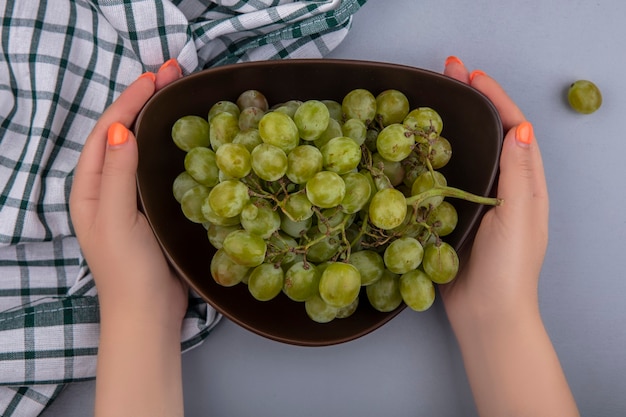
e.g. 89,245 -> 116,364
107,122 -> 129,147
469,70 -> 486,82
159,58 -> 182,76
138,71 -> 156,82
515,121 -> 533,146
445,56 -> 463,67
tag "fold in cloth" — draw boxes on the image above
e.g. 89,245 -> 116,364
0,0 -> 367,415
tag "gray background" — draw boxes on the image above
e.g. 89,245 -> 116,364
43,0 -> 626,416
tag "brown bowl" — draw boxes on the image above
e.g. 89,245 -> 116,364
134,59 -> 503,346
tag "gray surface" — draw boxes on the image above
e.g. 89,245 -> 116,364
42,1 -> 626,416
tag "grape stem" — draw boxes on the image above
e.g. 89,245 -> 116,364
405,185 -> 502,207
292,211 -> 354,263
415,140 -> 502,208
350,210 -> 370,248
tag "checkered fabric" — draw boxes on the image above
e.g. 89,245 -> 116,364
0,0 -> 366,415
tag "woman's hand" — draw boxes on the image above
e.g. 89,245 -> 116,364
439,56 -> 549,325
70,60 -> 185,325
437,57 -> 579,417
70,59 -> 189,417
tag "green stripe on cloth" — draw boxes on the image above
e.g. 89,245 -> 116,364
0,296 -> 99,333
0,385 -> 65,417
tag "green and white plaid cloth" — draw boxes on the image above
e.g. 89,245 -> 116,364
0,0 -> 366,415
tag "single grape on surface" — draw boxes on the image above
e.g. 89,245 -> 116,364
568,80 -> 602,114
171,87 -> 502,324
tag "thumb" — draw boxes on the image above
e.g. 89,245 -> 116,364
99,122 -> 140,224
496,121 -> 549,230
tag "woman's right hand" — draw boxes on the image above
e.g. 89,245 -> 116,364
437,56 -> 579,417
439,56 -> 549,328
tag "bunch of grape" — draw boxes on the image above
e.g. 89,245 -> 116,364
170,88 -> 500,323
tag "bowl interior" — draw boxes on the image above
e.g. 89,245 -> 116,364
135,59 -> 502,346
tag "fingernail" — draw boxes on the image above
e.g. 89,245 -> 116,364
445,56 -> 463,67
138,71 -> 156,82
107,122 -> 129,147
469,70 -> 486,82
515,121 -> 533,146
159,58 -> 182,76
